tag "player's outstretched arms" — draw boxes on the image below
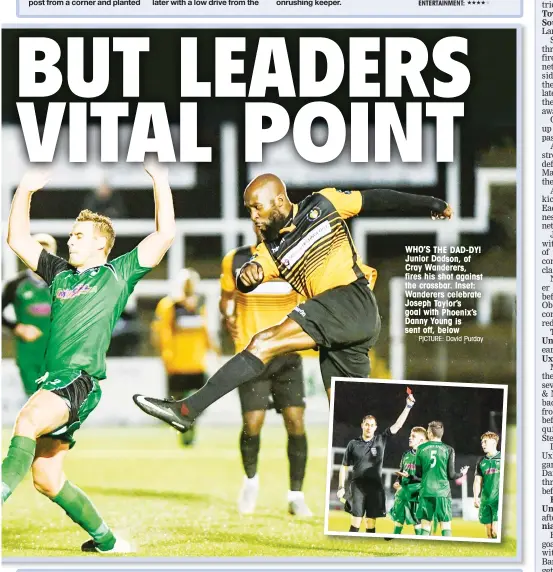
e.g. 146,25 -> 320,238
390,394 -> 416,434
237,262 -> 264,293
137,160 -> 176,268
7,170 -> 50,271
359,188 -> 453,220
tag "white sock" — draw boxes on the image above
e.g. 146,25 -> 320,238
288,490 -> 304,502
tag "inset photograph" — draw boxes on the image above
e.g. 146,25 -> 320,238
325,379 -> 507,542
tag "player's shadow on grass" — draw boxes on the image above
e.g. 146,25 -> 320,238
84,486 -> 209,503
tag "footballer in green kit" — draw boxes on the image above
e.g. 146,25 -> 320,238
389,426 -> 428,536
1,162 -> 175,554
2,234 -> 57,396
473,431 -> 501,539
415,421 -> 469,537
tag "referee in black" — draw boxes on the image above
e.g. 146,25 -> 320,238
337,393 -> 416,533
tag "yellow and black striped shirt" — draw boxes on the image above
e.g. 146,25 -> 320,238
250,188 -> 377,299
221,245 -> 300,352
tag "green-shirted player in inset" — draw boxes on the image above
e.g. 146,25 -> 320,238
389,426 -> 428,536
415,421 -> 469,537
2,234 -> 57,396
473,431 -> 501,539
1,162 -> 175,553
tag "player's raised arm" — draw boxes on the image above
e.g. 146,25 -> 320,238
390,394 -> 416,435
359,188 -> 452,220
137,160 -> 176,268
7,170 -> 50,271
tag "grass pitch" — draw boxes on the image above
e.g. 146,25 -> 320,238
2,424 -> 517,558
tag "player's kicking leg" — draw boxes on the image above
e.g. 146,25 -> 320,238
133,318 -> 317,431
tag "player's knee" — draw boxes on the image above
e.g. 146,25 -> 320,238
14,409 -> 41,439
242,420 -> 263,436
32,470 -> 62,498
285,415 -> 305,436
246,328 -> 279,363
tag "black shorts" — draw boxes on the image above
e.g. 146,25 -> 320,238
345,479 -> 387,519
288,278 -> 381,390
238,353 -> 305,414
168,373 -> 206,395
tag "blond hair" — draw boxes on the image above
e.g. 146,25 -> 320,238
411,426 -> 428,441
76,209 -> 116,254
481,431 -> 500,444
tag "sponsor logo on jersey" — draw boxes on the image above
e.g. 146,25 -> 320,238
55,284 -> 97,300
337,189 -> 351,194
28,303 -> 51,316
280,220 -> 332,269
404,463 -> 416,472
484,467 -> 500,475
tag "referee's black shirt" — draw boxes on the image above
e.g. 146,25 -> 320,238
342,428 -> 393,482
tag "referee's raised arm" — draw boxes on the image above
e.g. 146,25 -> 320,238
390,393 -> 416,435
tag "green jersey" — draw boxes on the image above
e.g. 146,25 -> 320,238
2,271 -> 52,366
476,452 -> 501,504
397,449 -> 421,501
415,440 -> 461,498
36,248 -> 151,379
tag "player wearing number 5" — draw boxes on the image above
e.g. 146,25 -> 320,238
415,421 -> 469,537
337,393 -> 416,534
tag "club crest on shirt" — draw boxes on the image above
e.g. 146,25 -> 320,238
371,447 -> 378,455
308,207 -> 321,221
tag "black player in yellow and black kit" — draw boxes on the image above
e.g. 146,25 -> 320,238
134,174 -> 452,431
220,241 -> 311,516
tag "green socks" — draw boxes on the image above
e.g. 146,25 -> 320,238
2,436 -> 36,502
393,525 -> 403,534
52,481 -> 116,550
420,528 -> 431,536
442,529 -> 452,536
415,527 -> 423,535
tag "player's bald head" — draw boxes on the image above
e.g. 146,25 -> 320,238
244,173 -> 288,204
243,174 -> 292,241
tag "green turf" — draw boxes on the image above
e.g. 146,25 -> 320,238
2,424 -> 517,558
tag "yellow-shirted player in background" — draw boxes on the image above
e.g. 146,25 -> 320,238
152,268 -> 214,446
220,235 -> 312,516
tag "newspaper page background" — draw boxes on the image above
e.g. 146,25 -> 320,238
0,0 -> 533,570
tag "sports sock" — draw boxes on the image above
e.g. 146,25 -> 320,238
239,433 -> 260,479
366,527 -> 376,533
184,351 -> 265,418
415,526 -> 422,535
393,525 -> 403,534
349,525 -> 360,532
52,481 -> 116,551
420,528 -> 431,536
441,529 -> 452,537
2,436 -> 36,502
287,434 -> 307,491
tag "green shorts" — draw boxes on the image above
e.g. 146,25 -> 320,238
479,500 -> 499,524
37,369 -> 102,448
416,496 -> 452,523
389,497 -> 419,526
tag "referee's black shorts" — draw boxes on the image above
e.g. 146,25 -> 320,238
239,353 -> 305,414
288,277 -> 381,390
346,479 -> 387,519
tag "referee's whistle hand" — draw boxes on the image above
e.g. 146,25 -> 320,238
406,394 -> 416,408
240,262 -> 264,287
